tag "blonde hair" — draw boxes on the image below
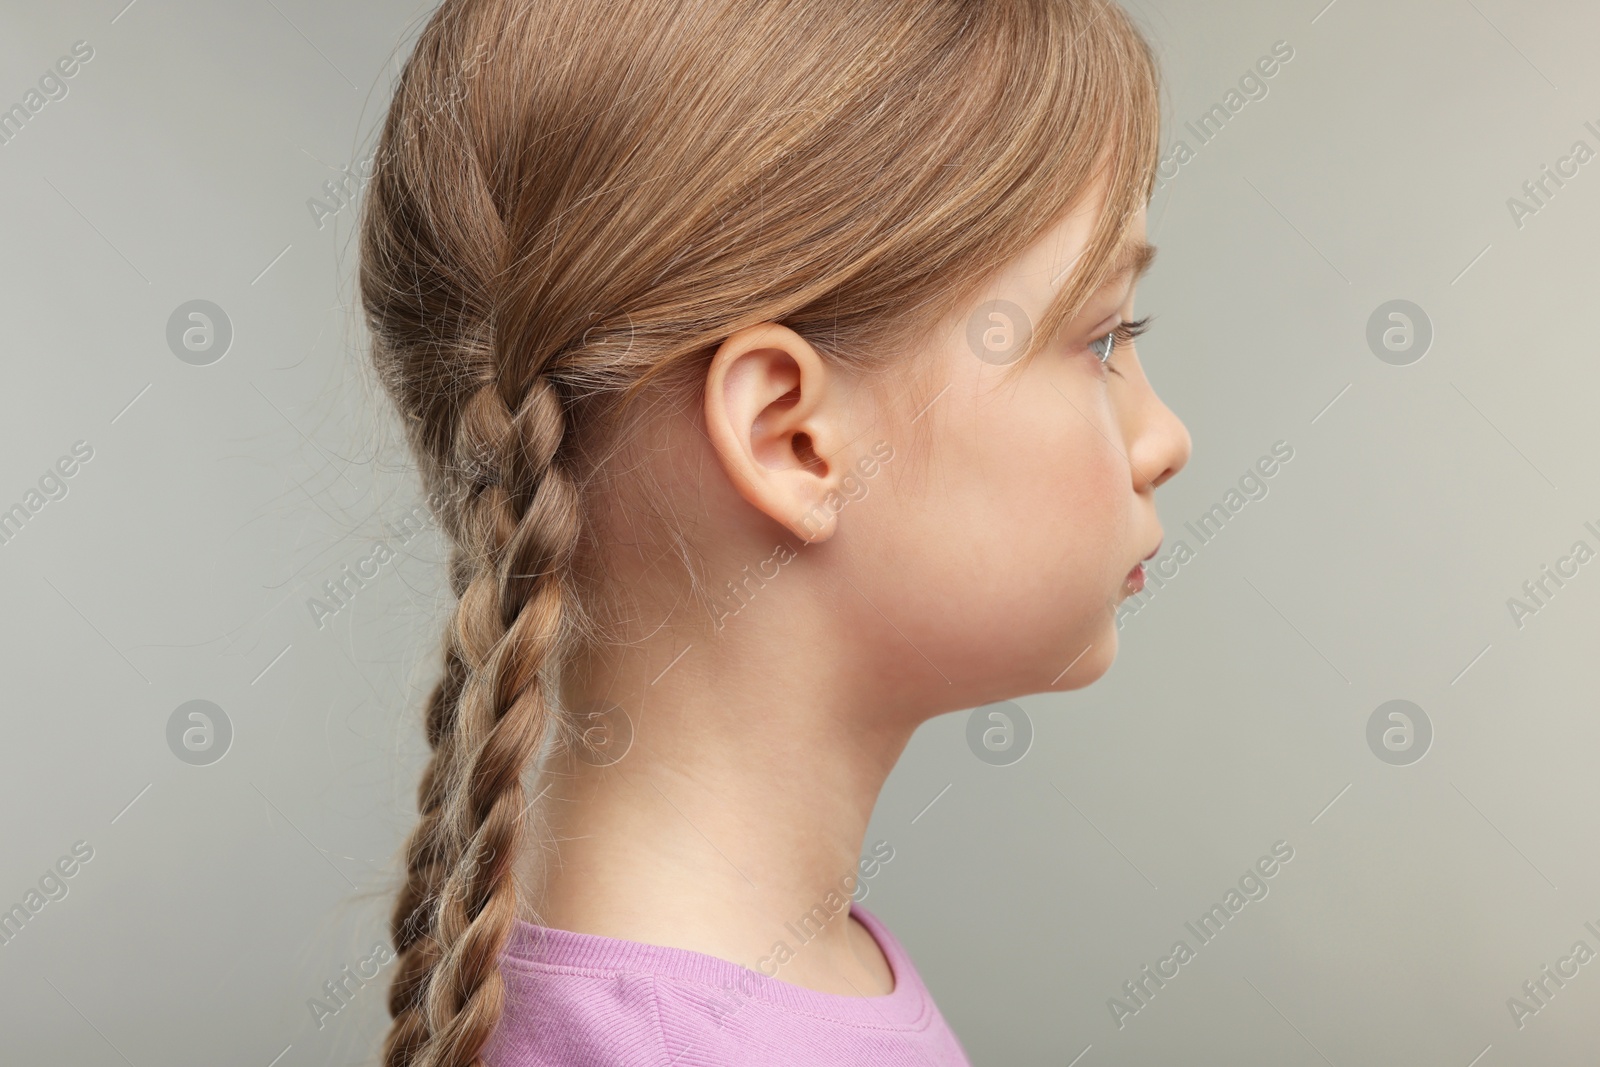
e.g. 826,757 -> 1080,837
357,0 -> 1160,1063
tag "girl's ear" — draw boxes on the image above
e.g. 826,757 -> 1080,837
703,323 -> 851,544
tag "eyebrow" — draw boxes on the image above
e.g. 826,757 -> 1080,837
1110,240 -> 1157,283
1049,240 -> 1158,289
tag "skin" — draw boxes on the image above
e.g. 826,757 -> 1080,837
519,167 -> 1191,997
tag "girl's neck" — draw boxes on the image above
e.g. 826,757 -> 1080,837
518,642 -> 916,995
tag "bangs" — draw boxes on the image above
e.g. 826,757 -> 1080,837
1010,0 -> 1163,374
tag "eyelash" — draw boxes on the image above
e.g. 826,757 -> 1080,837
1088,315 -> 1153,370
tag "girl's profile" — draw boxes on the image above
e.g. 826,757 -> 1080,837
358,0 -> 1190,1063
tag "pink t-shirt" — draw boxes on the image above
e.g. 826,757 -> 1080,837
484,904 -> 971,1066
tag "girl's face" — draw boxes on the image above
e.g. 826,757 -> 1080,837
838,178 -> 1190,714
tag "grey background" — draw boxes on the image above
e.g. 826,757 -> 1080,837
1,1 -> 1596,1064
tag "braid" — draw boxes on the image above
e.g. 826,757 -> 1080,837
386,376 -> 581,1067
382,559 -> 471,1065
425,379 -> 580,1065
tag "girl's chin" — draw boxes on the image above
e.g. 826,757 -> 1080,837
1041,635 -> 1115,692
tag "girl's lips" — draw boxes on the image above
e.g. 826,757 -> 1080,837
1124,539 -> 1160,595
1125,561 -> 1145,593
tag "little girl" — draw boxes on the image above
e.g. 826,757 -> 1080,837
358,0 -> 1190,1063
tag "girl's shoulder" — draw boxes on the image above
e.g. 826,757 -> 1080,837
484,904 -> 971,1067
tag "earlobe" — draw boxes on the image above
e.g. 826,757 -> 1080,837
703,324 -> 845,543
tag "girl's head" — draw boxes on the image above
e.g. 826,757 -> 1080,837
359,0 -> 1185,1062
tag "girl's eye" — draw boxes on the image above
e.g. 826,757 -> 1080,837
1089,315 -> 1153,368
